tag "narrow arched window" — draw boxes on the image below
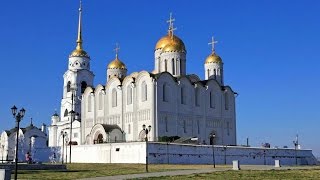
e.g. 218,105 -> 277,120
127,86 -> 132,105
225,92 -> 229,110
112,88 -> 117,107
214,69 -> 217,79
181,87 -> 186,104
98,92 -> 103,110
163,83 -> 168,102
195,88 -> 200,106
128,124 -> 131,134
197,120 -> 200,134
67,81 -> 71,92
64,109 -> 68,117
88,95 -> 92,112
210,91 -> 215,108
165,116 -> 168,132
164,59 -> 168,72
172,58 -> 175,75
81,81 -> 87,94
142,81 -> 147,101
227,122 -> 230,136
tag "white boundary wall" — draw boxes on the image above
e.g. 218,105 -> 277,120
68,142 -> 318,165
148,143 -> 318,165
69,142 -> 146,163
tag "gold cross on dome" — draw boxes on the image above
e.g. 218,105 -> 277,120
208,36 -> 218,52
114,43 -> 120,58
167,13 -> 175,29
167,13 -> 177,36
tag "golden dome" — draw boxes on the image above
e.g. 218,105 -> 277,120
205,52 -> 223,64
108,57 -> 126,69
155,34 -> 185,51
70,48 -> 89,58
162,40 -> 186,53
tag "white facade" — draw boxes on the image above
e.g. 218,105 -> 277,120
81,71 -> 236,146
48,9 -> 236,150
80,15 -> 237,146
0,123 -> 48,162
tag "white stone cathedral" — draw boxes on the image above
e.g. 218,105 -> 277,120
48,4 -> 237,147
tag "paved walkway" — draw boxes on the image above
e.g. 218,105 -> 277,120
80,165 -> 319,180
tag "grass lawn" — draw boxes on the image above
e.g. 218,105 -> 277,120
13,164 -> 320,180
14,164 -> 216,180
142,168 -> 320,180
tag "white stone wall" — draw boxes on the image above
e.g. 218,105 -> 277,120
149,143 -> 318,165
69,142 -> 146,163
65,142 -> 318,165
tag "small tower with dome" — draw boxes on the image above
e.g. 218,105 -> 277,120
204,35 -> 224,85
107,44 -> 127,81
154,13 -> 186,76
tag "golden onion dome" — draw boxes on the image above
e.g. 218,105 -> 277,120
70,48 -> 89,58
107,56 -> 126,69
155,34 -> 185,51
205,52 -> 223,64
162,40 -> 186,53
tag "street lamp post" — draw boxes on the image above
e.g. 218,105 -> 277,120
65,136 -> 69,163
68,110 -> 75,164
142,124 -> 151,173
223,146 -> 227,165
60,131 -> 67,164
11,105 -> 26,180
210,133 -> 216,168
293,135 -> 299,166
1,145 -> 4,163
29,137 -> 32,154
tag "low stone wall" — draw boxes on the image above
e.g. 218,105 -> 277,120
67,142 -> 318,165
148,143 -> 318,165
69,142 -> 146,163
0,164 -> 66,170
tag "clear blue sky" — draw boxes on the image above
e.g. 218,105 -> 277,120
1,0 -> 319,156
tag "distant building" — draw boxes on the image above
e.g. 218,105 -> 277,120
0,119 -> 48,162
48,3 -> 237,147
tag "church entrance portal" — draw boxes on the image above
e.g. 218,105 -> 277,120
209,132 -> 216,145
94,134 -> 104,144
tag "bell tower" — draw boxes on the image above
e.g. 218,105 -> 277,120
61,0 -> 94,122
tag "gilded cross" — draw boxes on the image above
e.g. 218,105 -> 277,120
114,43 -> 120,58
167,13 -> 177,36
208,36 -> 218,52
167,13 -> 175,29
